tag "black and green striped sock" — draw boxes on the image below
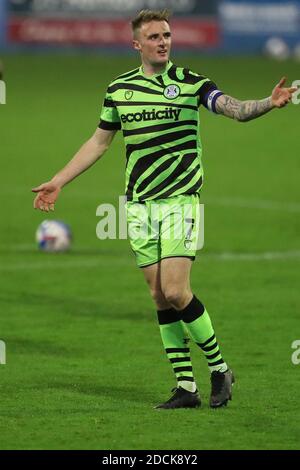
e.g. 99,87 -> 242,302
180,296 -> 228,373
157,308 -> 196,392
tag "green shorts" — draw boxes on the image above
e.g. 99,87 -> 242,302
126,193 -> 201,268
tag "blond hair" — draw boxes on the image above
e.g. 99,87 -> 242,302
131,9 -> 171,38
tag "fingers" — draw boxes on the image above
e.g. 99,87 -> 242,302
278,97 -> 291,108
33,196 -> 43,210
288,87 -> 298,94
33,194 -> 40,209
32,184 -> 46,193
273,85 -> 298,108
37,202 -> 50,212
32,182 -> 58,211
33,195 -> 55,212
32,181 -> 55,193
277,77 -> 286,88
278,98 -> 290,107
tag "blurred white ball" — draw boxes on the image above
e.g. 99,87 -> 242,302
264,37 -> 290,61
36,220 -> 72,252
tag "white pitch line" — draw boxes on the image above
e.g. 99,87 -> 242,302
0,258 -> 133,271
206,197 -> 300,214
1,250 -> 300,271
204,250 -> 300,261
0,259 -> 102,271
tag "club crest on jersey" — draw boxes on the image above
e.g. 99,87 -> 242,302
163,84 -> 180,100
125,90 -> 133,100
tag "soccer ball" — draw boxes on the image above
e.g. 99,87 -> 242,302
264,37 -> 290,61
36,220 -> 72,252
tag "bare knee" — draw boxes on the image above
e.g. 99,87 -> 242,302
163,287 -> 192,311
149,289 -> 171,310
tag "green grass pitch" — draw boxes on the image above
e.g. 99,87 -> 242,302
0,53 -> 300,450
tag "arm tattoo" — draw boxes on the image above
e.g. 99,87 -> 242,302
215,95 -> 274,122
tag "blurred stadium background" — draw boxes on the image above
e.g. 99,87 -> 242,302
2,0 -> 300,54
0,0 -> 300,450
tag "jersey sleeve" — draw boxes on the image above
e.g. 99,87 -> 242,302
197,80 -> 224,114
98,88 -> 121,131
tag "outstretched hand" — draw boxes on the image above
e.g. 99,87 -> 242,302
32,182 -> 61,212
271,77 -> 298,108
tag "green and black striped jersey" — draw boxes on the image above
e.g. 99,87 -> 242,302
99,61 -> 223,202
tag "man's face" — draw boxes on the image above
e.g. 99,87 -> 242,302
133,20 -> 171,67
